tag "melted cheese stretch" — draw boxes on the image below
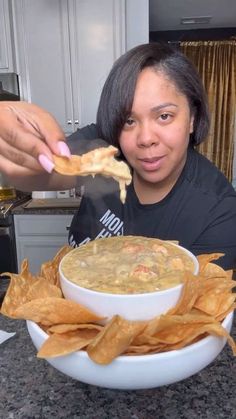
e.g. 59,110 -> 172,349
53,146 -> 132,203
60,236 -> 196,294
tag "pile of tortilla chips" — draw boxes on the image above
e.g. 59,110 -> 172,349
1,247 -> 235,365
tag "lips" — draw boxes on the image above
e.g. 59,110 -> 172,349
138,155 -> 166,171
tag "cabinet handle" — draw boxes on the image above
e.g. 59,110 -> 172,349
74,120 -> 79,125
66,225 -> 70,231
67,119 -> 72,125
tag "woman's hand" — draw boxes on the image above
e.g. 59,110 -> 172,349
0,101 -> 71,180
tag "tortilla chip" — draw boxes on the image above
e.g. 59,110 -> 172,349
162,321 -> 236,355
167,272 -> 204,315
87,315 -> 146,364
134,312 -> 216,343
194,292 -> 236,317
38,328 -> 100,358
53,146 -> 132,203
0,270 -> 37,317
14,297 -> 104,326
26,279 -> 62,300
197,253 -> 225,272
202,262 -> 228,278
48,323 -> 103,334
40,245 -> 72,286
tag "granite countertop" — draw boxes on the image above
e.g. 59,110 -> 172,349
0,312 -> 235,419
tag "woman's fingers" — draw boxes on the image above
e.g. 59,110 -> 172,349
6,103 -> 67,156
0,101 -> 71,176
0,136 -> 43,174
0,154 -> 42,178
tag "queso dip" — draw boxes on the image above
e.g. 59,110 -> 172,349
60,236 -> 196,294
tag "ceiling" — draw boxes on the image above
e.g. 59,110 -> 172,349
149,0 -> 236,31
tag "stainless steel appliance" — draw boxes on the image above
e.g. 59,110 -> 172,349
0,194 -> 30,274
0,203 -> 18,273
0,81 -> 20,101
0,73 -> 20,101
0,194 -> 30,304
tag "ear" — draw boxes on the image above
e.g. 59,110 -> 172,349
189,114 -> 194,134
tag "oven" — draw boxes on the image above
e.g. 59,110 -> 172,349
0,195 -> 30,304
0,212 -> 17,273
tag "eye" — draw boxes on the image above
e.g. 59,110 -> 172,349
123,117 -> 135,130
159,113 -> 170,121
125,117 -> 134,126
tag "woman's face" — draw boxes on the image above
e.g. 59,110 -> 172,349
119,68 -> 194,188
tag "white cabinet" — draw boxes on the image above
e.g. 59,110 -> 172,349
11,0 -> 126,134
0,0 -> 15,72
125,0 -> 149,50
14,214 -> 73,274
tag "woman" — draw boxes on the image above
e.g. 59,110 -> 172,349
0,43 -> 235,269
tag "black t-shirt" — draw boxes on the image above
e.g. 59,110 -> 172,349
66,127 -> 236,270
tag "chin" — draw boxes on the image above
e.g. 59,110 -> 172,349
139,172 -> 166,185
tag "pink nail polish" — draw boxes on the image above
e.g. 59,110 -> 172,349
38,154 -> 55,173
58,141 -> 71,157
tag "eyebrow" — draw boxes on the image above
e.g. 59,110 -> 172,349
150,103 -> 178,112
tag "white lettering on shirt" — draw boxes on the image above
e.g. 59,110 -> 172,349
78,237 -> 91,246
95,229 -> 112,239
100,209 -> 123,234
69,208 -> 123,248
100,210 -> 116,226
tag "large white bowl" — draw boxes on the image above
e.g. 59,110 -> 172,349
27,312 -> 233,390
59,242 -> 199,321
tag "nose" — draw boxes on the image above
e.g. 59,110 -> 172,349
136,122 -> 159,148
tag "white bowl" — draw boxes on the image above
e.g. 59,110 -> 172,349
27,312 -> 233,390
59,241 -> 199,321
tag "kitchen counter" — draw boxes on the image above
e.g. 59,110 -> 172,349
12,197 -> 81,215
0,312 -> 235,418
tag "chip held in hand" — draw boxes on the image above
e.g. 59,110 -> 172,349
53,146 -> 132,203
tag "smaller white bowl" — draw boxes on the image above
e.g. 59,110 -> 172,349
59,242 -> 199,321
27,312 -> 233,390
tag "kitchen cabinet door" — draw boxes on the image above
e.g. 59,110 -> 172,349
0,0 -> 15,72
16,236 -> 70,275
68,0 -> 126,128
11,0 -> 126,134
12,0 -> 74,134
14,213 -> 73,274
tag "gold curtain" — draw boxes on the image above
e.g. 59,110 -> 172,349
180,40 -> 236,180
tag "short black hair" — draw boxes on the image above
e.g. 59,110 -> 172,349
96,42 -> 210,148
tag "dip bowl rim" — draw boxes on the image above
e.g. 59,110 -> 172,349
59,240 -> 199,298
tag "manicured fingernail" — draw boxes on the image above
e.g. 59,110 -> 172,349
38,154 -> 55,173
58,141 -> 71,157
